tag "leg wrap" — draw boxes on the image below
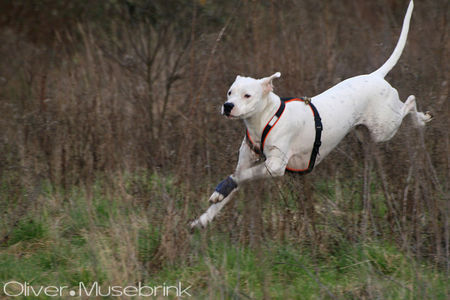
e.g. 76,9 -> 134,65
215,176 -> 237,198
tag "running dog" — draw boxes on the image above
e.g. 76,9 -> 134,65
191,0 -> 431,229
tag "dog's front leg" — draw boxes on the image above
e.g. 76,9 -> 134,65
211,144 -> 287,202
190,188 -> 239,230
208,139 -> 258,204
190,145 -> 287,230
232,146 -> 287,183
191,140 -> 255,229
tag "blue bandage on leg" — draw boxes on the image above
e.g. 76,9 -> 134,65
215,176 -> 237,198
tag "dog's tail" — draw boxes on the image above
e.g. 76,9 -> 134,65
372,0 -> 414,78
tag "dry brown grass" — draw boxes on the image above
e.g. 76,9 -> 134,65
0,0 -> 448,278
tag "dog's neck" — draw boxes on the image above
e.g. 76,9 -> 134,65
243,92 -> 280,142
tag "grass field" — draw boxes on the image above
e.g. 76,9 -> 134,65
1,172 -> 447,299
0,0 -> 448,298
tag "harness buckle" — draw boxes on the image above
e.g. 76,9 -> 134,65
302,96 -> 312,105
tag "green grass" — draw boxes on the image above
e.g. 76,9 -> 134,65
0,172 -> 448,299
152,237 -> 447,299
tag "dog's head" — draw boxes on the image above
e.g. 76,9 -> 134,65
222,72 -> 281,119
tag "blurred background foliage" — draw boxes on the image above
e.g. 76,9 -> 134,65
0,0 -> 448,298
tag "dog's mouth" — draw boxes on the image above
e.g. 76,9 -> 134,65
222,109 -> 238,119
225,114 -> 238,119
222,106 -> 256,120
230,108 -> 257,120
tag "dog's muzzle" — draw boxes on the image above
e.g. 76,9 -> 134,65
223,102 -> 234,116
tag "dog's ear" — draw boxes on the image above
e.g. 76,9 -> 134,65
260,72 -> 281,94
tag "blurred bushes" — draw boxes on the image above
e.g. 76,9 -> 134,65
0,0 -> 448,270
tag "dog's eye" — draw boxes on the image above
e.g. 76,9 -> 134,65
228,90 -> 232,96
244,94 -> 251,98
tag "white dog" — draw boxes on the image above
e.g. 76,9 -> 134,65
191,0 -> 431,229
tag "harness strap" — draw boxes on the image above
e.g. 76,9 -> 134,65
260,100 -> 286,154
299,101 -> 322,173
245,97 -> 323,174
245,100 -> 286,160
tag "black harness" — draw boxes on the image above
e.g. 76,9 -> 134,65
245,97 -> 323,174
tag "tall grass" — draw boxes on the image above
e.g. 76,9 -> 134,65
0,173 -> 447,298
0,0 -> 448,298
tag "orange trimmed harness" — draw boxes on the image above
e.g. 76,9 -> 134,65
245,97 -> 323,174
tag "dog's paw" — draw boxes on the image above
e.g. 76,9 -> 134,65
424,111 -> 433,123
189,219 -> 204,232
414,110 -> 433,127
209,191 -> 224,204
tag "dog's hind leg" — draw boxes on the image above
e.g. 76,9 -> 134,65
402,95 -> 433,127
366,94 -> 432,143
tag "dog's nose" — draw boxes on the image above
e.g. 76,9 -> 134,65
223,102 -> 234,116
